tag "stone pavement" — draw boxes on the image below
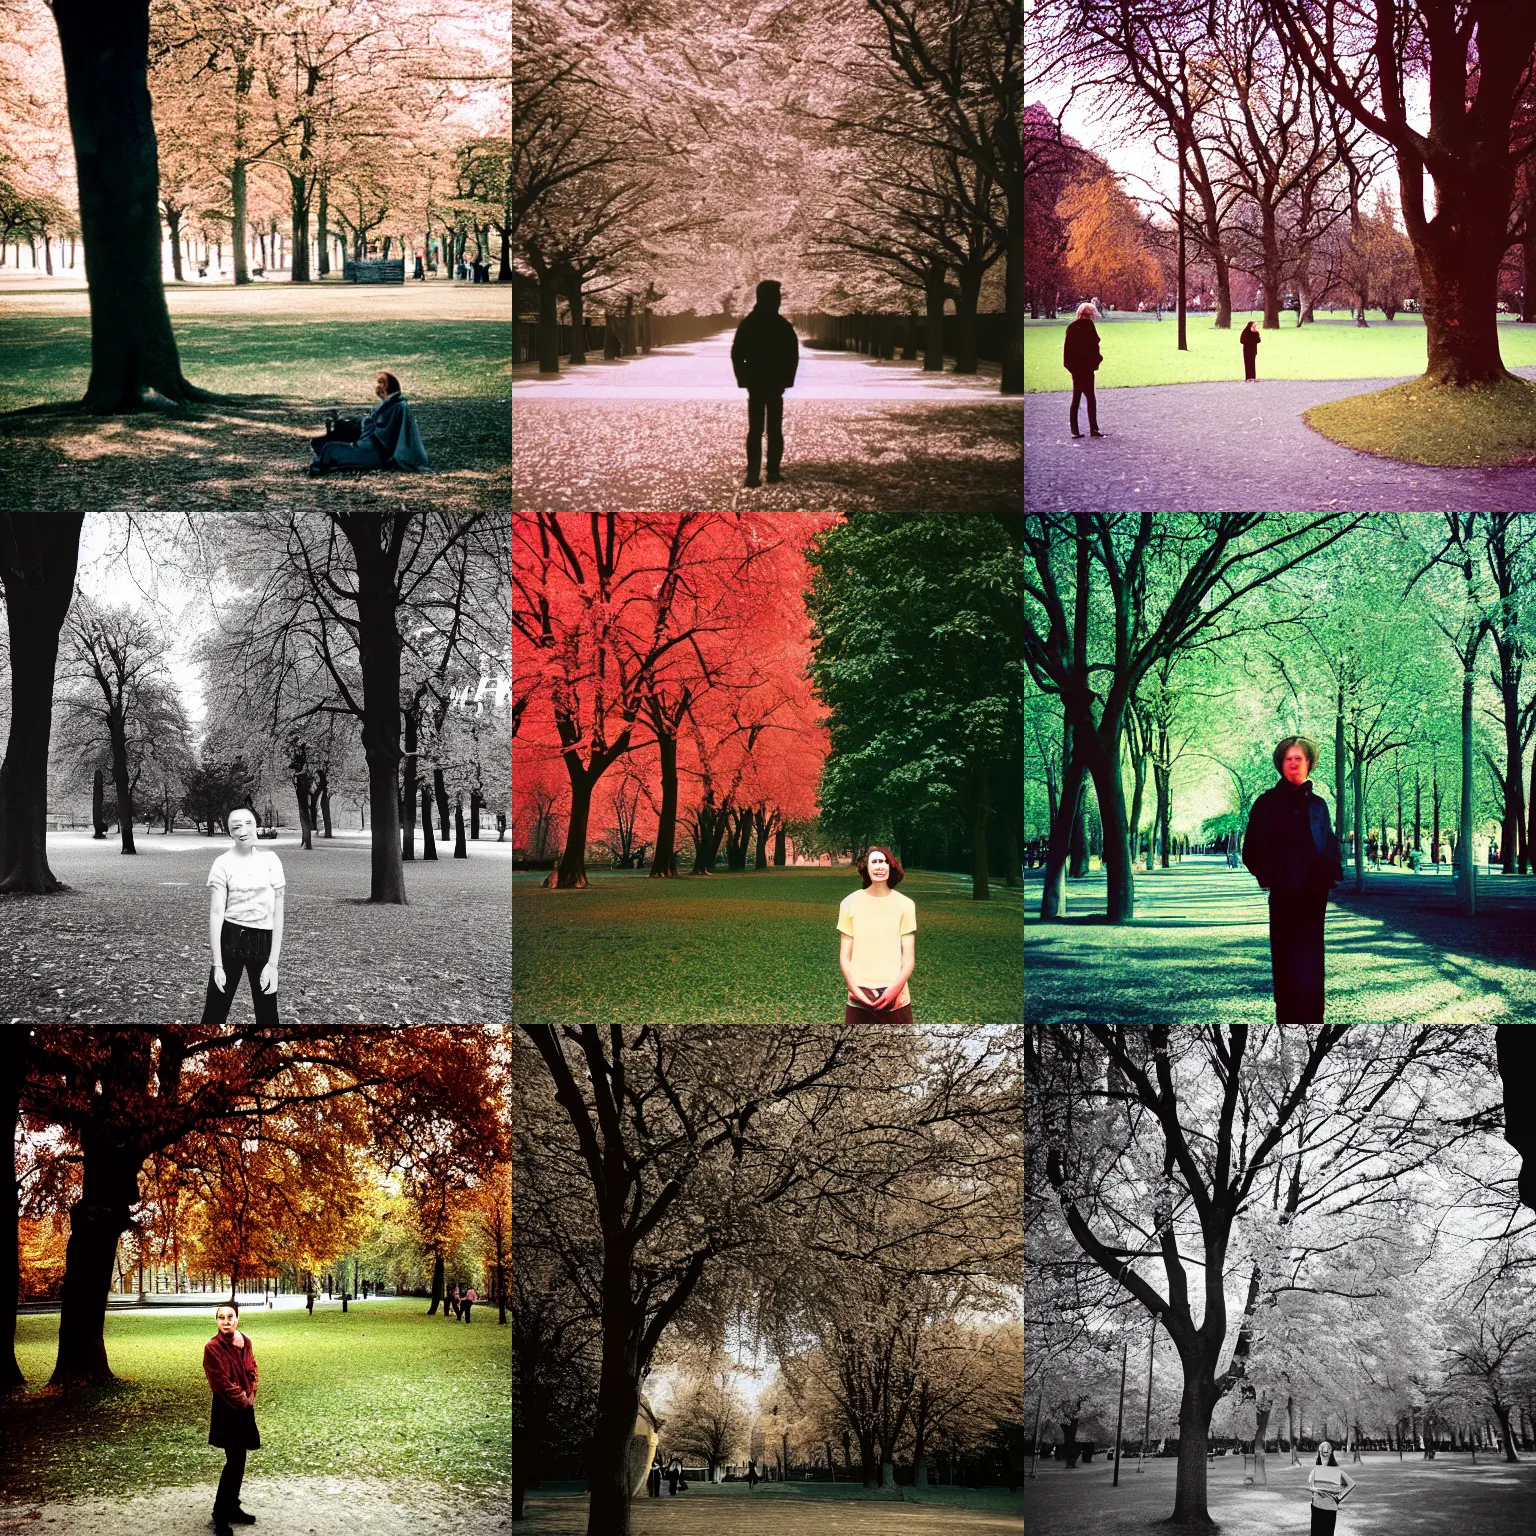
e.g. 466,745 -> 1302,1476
1025,368 -> 1536,511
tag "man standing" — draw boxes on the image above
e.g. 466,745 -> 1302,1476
731,280 -> 800,486
1062,302 -> 1106,438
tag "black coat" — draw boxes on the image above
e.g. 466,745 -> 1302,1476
731,307 -> 799,392
1062,317 -> 1102,375
1243,779 -> 1342,895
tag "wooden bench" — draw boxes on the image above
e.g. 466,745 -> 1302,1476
344,258 -> 406,284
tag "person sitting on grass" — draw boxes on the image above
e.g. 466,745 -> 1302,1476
308,370 -> 430,477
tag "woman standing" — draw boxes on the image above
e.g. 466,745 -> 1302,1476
836,846 -> 917,1022
1240,321 -> 1262,381
1306,1441 -> 1355,1534
203,1302 -> 260,1533
203,808 -> 284,1024
1242,737 -> 1343,1022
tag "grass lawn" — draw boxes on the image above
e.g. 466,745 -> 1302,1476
1302,374 -> 1536,466
1022,310 -> 1536,391
0,829 -> 511,1025
521,1485 -> 1022,1533
1022,1451 -> 1536,1535
512,868 -> 1023,1024
3,1300 -> 510,1503
0,283 -> 508,515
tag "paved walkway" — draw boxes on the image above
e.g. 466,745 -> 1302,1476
513,334 -> 1020,512
1025,856 -> 1536,1025
513,332 -> 1005,400
1025,368 -> 1536,511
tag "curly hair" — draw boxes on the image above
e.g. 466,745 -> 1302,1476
856,845 -> 904,888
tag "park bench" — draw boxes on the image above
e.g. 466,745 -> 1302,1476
344,257 -> 406,284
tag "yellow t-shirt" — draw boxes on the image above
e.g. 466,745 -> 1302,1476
837,887 -> 916,1007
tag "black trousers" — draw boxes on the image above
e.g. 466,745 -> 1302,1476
202,921 -> 279,1025
215,1445 -> 247,1516
1310,1505 -> 1337,1535
1243,348 -> 1258,380
746,390 -> 784,479
1069,369 -> 1098,432
1268,889 -> 1328,1022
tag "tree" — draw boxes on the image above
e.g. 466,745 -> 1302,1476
0,512 -> 85,892
1264,0 -> 1536,385
45,2 -> 211,409
665,1360 -> 749,1480
1444,1294 -> 1535,1463
1057,163 -> 1162,310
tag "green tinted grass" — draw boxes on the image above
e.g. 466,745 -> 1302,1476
512,867 -> 1023,1024
5,1300 -> 510,1502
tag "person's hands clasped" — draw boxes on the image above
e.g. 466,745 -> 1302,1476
259,963 -> 278,995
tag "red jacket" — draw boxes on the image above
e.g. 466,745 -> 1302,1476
204,1330 -> 259,1411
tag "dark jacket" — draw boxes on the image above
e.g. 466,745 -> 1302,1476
1243,779 -> 1342,895
1062,317 -> 1102,376
204,1331 -> 262,1450
1241,327 -> 1262,352
731,307 -> 799,392
358,392 -> 406,460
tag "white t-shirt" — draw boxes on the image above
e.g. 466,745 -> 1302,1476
208,849 -> 286,930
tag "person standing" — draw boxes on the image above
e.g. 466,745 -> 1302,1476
305,1286 -> 314,1318
667,1458 -> 680,1496
1242,736 -> 1343,1022
837,847 -> 917,1022
1062,302 -> 1105,437
1240,320 -> 1262,381
462,1284 -> 477,1323
730,279 -> 800,486
203,1302 -> 260,1534
202,808 -> 284,1024
1306,1441 -> 1355,1534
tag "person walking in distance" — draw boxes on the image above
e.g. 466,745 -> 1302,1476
730,279 -> 800,486
461,1284 -> 477,1323
1062,302 -> 1105,437
1306,1441 -> 1355,1534
1240,320 -> 1262,380
204,1302 -> 260,1534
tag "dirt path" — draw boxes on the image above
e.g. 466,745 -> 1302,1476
0,1475 -> 511,1536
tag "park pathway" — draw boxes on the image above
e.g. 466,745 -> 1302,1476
1025,855 -> 1535,1025
1025,366 -> 1536,511
513,333 -> 1021,512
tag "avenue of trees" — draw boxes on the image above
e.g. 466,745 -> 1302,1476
512,512 -> 1022,895
0,0 -> 506,411
0,510 -> 511,905
2,1025 -> 509,1393
1028,2 -> 1536,380
1026,514 -> 1536,923
513,1024 -> 1021,1535
1026,1024 -> 1536,1527
512,0 -> 1022,392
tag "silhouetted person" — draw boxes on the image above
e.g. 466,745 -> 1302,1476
1062,302 -> 1104,437
1240,321 -> 1261,381
731,279 -> 799,486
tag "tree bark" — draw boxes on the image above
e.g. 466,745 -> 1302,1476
0,513 -> 85,892
1169,1371 -> 1215,1525
536,264 -> 560,374
0,1033 -> 24,1390
92,766 -> 107,838
454,795 -> 467,858
923,258 -> 947,371
433,765 -> 451,841
648,729 -> 680,878
427,1251 -> 444,1314
567,274 -> 587,366
109,707 -> 136,854
1459,662 -> 1476,916
1002,181 -> 1023,392
49,1 -> 206,409
421,785 -> 437,860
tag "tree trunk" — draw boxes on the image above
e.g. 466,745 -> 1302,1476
166,206 -> 184,280
317,181 -> 329,277
1169,1372 -> 1215,1525
1459,663 -> 1476,915
1002,183 -> 1023,392
1412,203 -> 1512,384
49,1 -> 205,410
648,730 -> 680,878
295,771 -> 313,851
550,768 -> 597,889
92,766 -> 107,838
454,795 -> 467,858
923,258 -> 946,371
587,1293 -> 641,1536
1067,771 -> 1089,877
109,711 -> 136,854
401,704 -> 417,862
50,1134 -> 143,1386
0,1034 -> 24,1390
433,765 -> 451,840
232,156 -> 250,284
536,265 -> 560,374
568,276 -> 587,366
421,785 -> 437,860
951,263 -> 982,373
0,513 -> 85,892
289,171 -> 311,282
1081,722 -> 1135,922
1039,748 -> 1087,918
1352,747 -> 1364,891
427,1252 -> 443,1314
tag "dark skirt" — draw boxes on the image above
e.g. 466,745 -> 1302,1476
209,1396 -> 262,1450
1310,1504 -> 1337,1535
1269,888 -> 1328,1022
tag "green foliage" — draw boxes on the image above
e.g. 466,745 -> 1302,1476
6,1301 -> 509,1502
511,868 -> 1022,1023
803,513 -> 1023,849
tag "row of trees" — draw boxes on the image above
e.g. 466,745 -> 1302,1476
1026,1025 -> 1536,1524
1025,514 -> 1536,923
513,1024 -> 1021,1534
3,1025 -> 509,1393
0,510 -> 510,904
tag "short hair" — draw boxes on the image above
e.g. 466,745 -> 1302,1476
1273,736 -> 1319,773
379,371 -> 401,393
228,807 -> 256,827
857,845 -> 905,888
755,280 -> 781,305
1076,302 -> 1097,320
216,1301 -> 240,1316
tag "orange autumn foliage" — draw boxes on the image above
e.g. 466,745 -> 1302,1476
1057,167 -> 1163,310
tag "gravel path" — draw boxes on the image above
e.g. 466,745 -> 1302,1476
0,1476 -> 511,1536
1025,368 -> 1536,510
